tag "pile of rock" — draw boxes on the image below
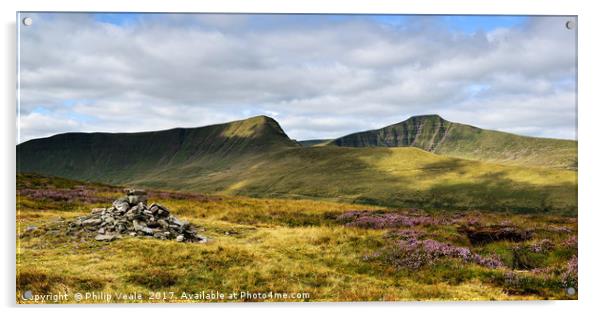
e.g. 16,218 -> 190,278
67,189 -> 208,243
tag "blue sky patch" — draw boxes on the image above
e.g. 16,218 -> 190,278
92,13 -> 140,26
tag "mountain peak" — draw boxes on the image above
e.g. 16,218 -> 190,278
405,114 -> 445,122
244,115 -> 277,123
221,115 -> 290,142
331,114 -> 453,150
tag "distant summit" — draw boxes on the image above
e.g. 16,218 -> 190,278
17,115 -> 299,183
329,114 -> 577,169
331,114 -> 452,150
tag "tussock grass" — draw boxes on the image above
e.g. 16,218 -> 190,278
17,174 -> 577,303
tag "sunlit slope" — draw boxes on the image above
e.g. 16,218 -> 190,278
330,115 -> 577,170
298,139 -> 332,147
129,146 -> 576,214
17,115 -> 299,183
18,115 -> 576,213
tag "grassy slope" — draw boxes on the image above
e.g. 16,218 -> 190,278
434,124 -> 577,170
18,115 -> 577,213
17,115 -> 299,183
330,115 -> 577,170
16,174 -> 578,302
128,146 -> 576,214
298,139 -> 332,147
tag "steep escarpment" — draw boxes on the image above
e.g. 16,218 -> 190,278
330,115 -> 577,169
17,115 -> 299,183
332,114 -> 453,150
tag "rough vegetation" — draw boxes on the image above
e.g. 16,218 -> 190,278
17,174 -> 578,303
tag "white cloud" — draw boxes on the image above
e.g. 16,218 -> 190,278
18,14 -> 576,143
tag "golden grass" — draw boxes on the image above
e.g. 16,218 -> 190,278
17,191 -> 576,303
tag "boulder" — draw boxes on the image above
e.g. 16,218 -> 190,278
82,218 -> 102,226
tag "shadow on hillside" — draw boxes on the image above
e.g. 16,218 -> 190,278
410,159 -> 576,214
218,147 -> 578,215
19,129 -> 577,215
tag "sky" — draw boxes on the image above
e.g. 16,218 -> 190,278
17,13 -> 577,143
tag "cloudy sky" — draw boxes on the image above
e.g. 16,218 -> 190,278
17,13 -> 577,143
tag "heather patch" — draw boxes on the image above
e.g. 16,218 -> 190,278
563,235 -> 577,249
337,210 -> 447,229
380,238 -> 504,269
528,239 -> 554,253
561,256 -> 578,289
385,229 -> 425,240
17,188 -> 112,204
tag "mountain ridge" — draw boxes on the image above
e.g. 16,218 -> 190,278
16,115 -> 577,213
328,114 -> 577,169
17,115 -> 299,182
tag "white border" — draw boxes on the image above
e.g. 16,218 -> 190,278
3,1 -> 601,315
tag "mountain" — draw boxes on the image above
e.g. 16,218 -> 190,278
17,115 -> 577,213
329,114 -> 577,170
17,115 -> 299,183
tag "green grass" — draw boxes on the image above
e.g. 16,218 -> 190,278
330,114 -> 577,170
17,174 -> 577,303
17,116 -> 577,214
129,146 -> 577,214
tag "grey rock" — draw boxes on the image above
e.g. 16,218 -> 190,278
69,193 -> 206,243
157,219 -> 169,229
113,200 -> 130,213
82,218 -> 102,226
171,218 -> 184,227
141,227 -> 154,235
104,217 -> 115,226
132,219 -> 145,231
127,195 -> 140,205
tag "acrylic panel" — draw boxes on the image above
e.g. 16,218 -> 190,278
16,12 -> 577,303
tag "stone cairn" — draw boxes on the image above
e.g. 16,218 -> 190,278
67,189 -> 208,243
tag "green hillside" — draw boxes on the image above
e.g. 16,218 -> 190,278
297,139 -> 332,147
329,114 -> 577,170
17,115 -> 298,183
125,145 -> 576,214
17,115 -> 577,213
